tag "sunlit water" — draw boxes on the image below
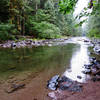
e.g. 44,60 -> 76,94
63,37 -> 90,82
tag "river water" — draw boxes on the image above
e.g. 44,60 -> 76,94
0,37 -> 91,99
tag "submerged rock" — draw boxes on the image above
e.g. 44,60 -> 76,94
6,83 -> 25,93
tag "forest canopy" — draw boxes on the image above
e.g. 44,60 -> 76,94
0,0 -> 100,41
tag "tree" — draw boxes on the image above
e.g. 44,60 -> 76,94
87,0 -> 100,38
0,0 -> 9,22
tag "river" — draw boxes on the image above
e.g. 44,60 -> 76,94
0,37 -> 91,100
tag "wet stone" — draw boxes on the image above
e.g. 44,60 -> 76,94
47,75 -> 83,93
82,69 -> 91,74
58,76 -> 73,83
47,83 -> 57,90
84,40 -> 89,42
95,60 -> 100,69
84,64 -> 91,69
6,83 -> 25,93
11,43 -> 16,48
94,69 -> 100,75
77,76 -> 82,79
47,75 -> 59,90
92,75 -> 100,82
58,76 -> 82,92
68,84 -> 82,92
91,68 -> 97,74
93,45 -> 100,54
59,82 -> 72,90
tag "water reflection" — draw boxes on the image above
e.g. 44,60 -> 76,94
64,42 -> 90,82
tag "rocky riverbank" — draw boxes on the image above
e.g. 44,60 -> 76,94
47,38 -> 100,100
47,56 -> 100,100
48,80 -> 100,100
0,38 -> 68,48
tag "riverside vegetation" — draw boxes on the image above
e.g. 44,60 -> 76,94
0,0 -> 81,41
0,0 -> 100,42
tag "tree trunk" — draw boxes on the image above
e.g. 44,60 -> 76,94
89,0 -> 93,9
21,8 -> 25,36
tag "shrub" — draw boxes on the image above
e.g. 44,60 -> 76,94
0,23 -> 16,40
87,28 -> 100,38
33,21 -> 61,39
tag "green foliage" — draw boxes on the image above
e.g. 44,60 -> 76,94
34,9 -> 51,22
0,23 -> 16,40
33,21 -> 61,39
87,28 -> 100,38
0,0 -> 83,40
59,0 -> 78,14
87,0 -> 100,38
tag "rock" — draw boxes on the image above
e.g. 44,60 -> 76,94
48,44 -> 52,47
47,75 -> 59,90
92,75 -> 100,82
82,69 -> 91,74
47,75 -> 83,93
68,83 -> 82,92
93,44 -> 100,54
77,76 -> 82,79
48,75 -> 59,84
93,69 -> 100,75
97,42 -> 100,44
91,68 -> 97,74
95,60 -> 100,69
11,43 -> 16,48
59,82 -> 72,90
58,76 -> 73,83
6,83 -> 25,93
84,64 -> 91,69
90,57 -> 96,63
47,82 -> 57,90
84,40 -> 89,42
58,76 -> 82,92
48,92 -> 57,100
59,80 -> 82,92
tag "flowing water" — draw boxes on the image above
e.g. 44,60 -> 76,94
0,37 -> 91,99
